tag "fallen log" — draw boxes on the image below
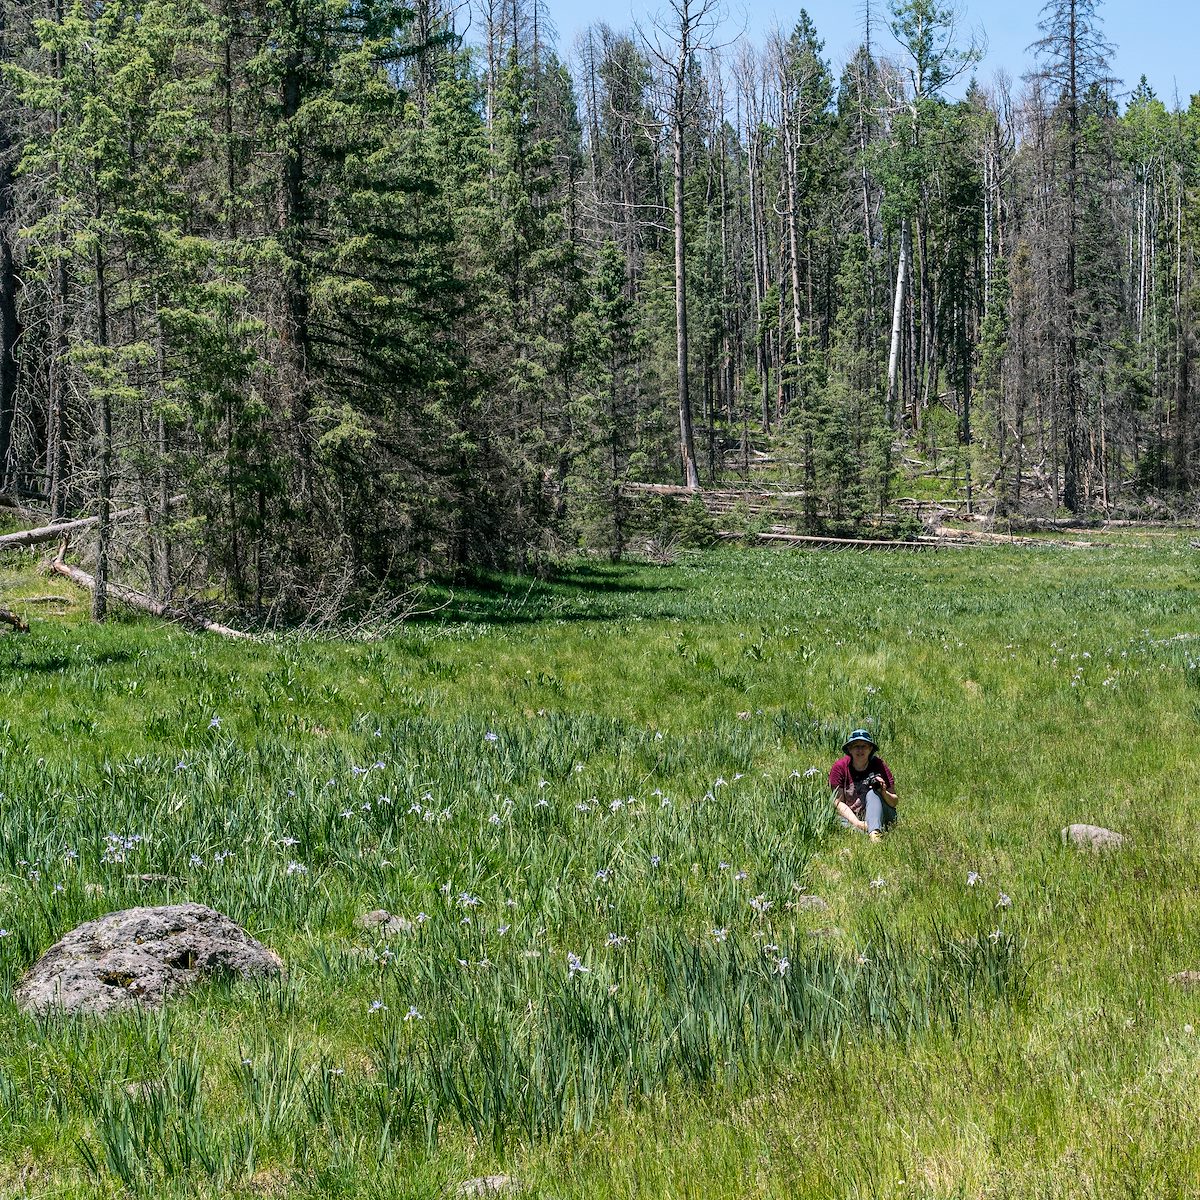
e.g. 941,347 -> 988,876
0,605 -> 29,633
932,525 -> 1102,549
620,481 -> 807,500
51,557 -> 252,639
0,495 -> 185,552
717,530 -> 941,550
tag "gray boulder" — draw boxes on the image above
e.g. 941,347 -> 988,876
14,903 -> 283,1016
356,909 -> 416,937
1062,823 -> 1125,850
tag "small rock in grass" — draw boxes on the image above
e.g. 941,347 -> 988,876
14,903 -> 283,1017
1062,824 -> 1125,851
456,1177 -> 522,1197
356,910 -> 415,937
808,926 -> 843,940
1169,970 -> 1200,989
246,1166 -> 294,1196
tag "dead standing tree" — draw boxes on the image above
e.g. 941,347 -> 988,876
878,0 -> 980,431
638,0 -> 725,492
1028,0 -> 1115,514
0,0 -> 23,489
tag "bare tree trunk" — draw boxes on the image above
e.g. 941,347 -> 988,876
1174,166 -> 1189,488
982,129 -> 994,310
746,120 -> 770,430
1060,0 -> 1083,514
673,106 -> 699,490
279,0 -> 313,497
90,177 -> 112,623
0,3 -> 19,488
47,249 -> 69,517
885,218 -> 911,425
782,84 -> 805,379
669,20 -> 699,488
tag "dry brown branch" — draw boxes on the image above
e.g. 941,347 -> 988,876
0,605 -> 29,632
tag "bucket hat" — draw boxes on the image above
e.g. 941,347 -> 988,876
842,729 -> 878,753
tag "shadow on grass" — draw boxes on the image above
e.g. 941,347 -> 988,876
415,563 -> 685,626
0,644 -> 141,673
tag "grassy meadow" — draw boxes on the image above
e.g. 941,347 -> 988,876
0,540 -> 1199,1197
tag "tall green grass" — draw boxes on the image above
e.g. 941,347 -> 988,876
0,542 -> 1197,1197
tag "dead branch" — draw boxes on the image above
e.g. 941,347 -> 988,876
0,605 -> 29,633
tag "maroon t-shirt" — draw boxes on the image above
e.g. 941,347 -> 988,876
829,754 -> 894,818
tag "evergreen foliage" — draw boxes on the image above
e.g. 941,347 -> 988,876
1,0 -> 1198,618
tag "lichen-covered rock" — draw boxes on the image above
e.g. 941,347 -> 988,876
1062,824 -> 1125,850
14,903 -> 283,1016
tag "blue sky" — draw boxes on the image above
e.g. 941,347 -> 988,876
535,0 -> 1199,106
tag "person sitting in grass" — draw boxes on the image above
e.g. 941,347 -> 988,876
830,729 -> 898,842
